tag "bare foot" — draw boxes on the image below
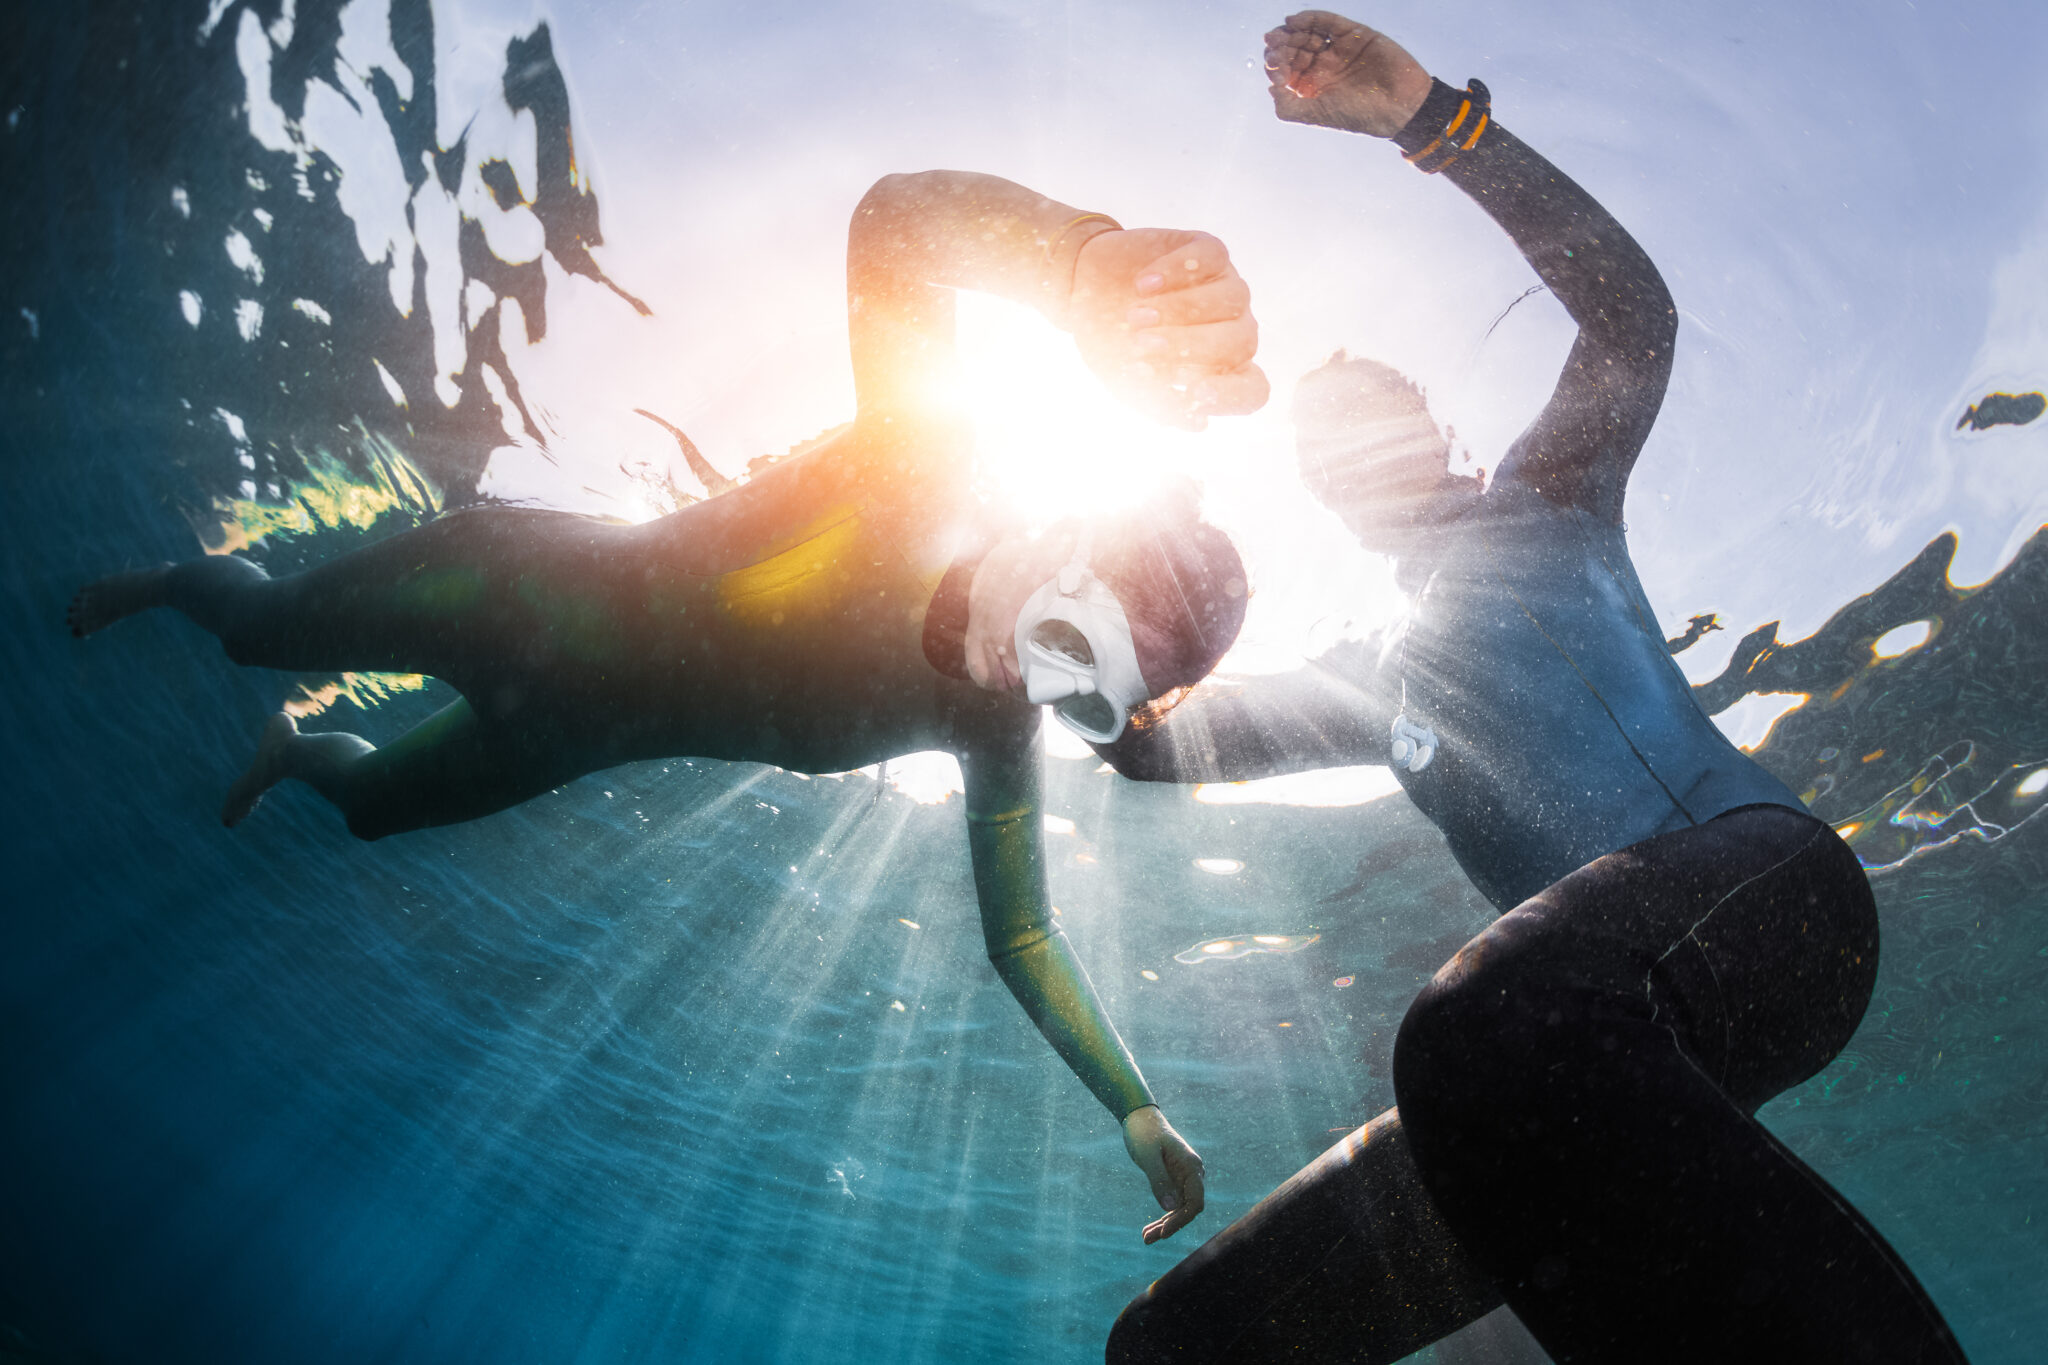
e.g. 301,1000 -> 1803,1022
68,565 -> 173,638
222,712 -> 300,827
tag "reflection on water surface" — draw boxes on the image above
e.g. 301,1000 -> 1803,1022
5,1 -> 2046,1363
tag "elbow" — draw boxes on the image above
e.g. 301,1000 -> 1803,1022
851,172 -> 925,250
1645,289 -> 1678,364
855,170 -> 954,220
1633,262 -> 1679,357
858,170 -> 919,209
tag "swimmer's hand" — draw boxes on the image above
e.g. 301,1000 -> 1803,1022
1068,228 -> 1267,431
1123,1104 -> 1206,1243
1263,11 -> 1431,138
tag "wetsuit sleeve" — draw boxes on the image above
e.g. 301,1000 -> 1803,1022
1396,80 -> 1677,523
1098,646 -> 1392,784
958,724 -> 1157,1119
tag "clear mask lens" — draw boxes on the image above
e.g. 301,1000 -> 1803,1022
1053,691 -> 1120,739
1028,618 -> 1094,667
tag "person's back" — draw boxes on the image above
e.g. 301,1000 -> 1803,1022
1354,446 -> 1804,910
546,421 -> 988,774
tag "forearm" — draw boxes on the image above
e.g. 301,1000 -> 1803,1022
851,170 -> 1108,318
1396,80 -> 1675,364
1100,660 -> 1387,785
988,928 -> 1156,1119
966,791 -> 1154,1119
847,171 -> 1109,414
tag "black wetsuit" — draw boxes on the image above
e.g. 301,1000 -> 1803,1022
136,420 -> 1160,1124
1103,82 -> 1966,1364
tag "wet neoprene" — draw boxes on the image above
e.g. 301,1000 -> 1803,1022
152,425 -> 1155,1120
1103,81 -> 1965,1364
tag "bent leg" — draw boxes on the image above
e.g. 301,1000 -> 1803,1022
229,700 -> 592,840
71,507 -> 605,681
1392,807 -> 1966,1364
1106,1108 -> 1502,1365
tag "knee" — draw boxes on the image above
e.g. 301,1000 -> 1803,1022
1103,1291 -> 1169,1365
1391,936 -> 1565,1149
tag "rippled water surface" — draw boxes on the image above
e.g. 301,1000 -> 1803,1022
5,2 -> 2046,1362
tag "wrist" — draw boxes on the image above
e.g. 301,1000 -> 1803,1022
1046,214 -> 1122,326
1394,77 -> 1494,173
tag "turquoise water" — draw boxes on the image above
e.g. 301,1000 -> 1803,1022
5,2 -> 2045,1362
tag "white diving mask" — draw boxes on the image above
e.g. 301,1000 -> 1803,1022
1013,532 -> 1151,743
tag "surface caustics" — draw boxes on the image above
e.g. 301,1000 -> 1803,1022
4,2 -> 2046,1362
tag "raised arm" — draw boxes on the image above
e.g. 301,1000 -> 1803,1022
956,711 -> 1206,1243
846,170 -> 1266,430
1267,12 -> 1678,521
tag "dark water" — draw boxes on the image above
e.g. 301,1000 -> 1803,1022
4,4 -> 2044,1362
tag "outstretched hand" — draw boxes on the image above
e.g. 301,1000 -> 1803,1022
1264,10 -> 1432,137
1123,1104 -> 1207,1243
1067,228 -> 1267,431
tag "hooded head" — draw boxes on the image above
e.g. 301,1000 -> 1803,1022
1293,351 -> 1468,552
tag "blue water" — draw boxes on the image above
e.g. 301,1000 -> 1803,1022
5,3 -> 2045,1362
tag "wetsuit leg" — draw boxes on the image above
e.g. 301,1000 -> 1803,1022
1393,805 -> 1967,1364
1105,1107 -> 1502,1364
158,507 -> 604,681
311,697 -> 596,841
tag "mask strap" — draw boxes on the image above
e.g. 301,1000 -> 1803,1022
1056,527 -> 1094,597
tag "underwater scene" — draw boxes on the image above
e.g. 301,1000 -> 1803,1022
4,1 -> 2045,1361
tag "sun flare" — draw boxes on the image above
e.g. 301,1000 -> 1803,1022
949,294 -> 1191,527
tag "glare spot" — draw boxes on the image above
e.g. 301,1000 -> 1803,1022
951,293 -> 1182,524
1872,620 -> 1932,659
885,751 -> 964,805
224,228 -> 264,284
897,918 -> 920,930
1043,814 -> 1076,836
179,290 -> 203,327
1711,692 -> 1805,752
373,358 -> 407,408
1140,970 -> 1160,982
197,0 -> 233,41
2017,770 -> 2048,799
890,1000 -> 907,1012
170,185 -> 191,217
1332,975 -> 1354,988
292,298 -> 332,325
1835,822 -> 1862,840
1277,1021 -> 1294,1028
233,298 -> 263,341
1194,857 -> 1244,875
1174,933 -> 1321,965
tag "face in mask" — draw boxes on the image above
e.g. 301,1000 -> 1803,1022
1012,534 -> 1150,743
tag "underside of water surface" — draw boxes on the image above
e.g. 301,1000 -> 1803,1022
3,2 -> 2045,1362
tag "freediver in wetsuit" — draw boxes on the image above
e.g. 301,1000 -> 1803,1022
1102,12 -> 1968,1362
69,168 -> 1271,1245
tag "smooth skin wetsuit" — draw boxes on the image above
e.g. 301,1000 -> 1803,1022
1101,14 -> 1967,1363
72,168 -> 1270,1244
